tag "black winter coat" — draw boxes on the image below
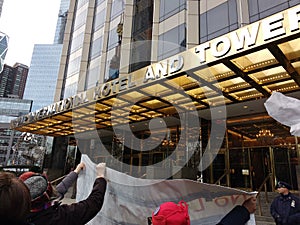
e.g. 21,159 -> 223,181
270,192 -> 300,225
27,177 -> 107,225
216,205 -> 250,225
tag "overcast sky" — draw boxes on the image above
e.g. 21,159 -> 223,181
0,0 -> 60,66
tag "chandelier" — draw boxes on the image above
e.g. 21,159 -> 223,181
256,129 -> 274,145
162,139 -> 175,146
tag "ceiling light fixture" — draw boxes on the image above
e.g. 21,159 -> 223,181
256,128 -> 274,145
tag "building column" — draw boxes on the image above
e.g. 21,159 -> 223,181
237,0 -> 250,27
47,136 -> 68,180
187,0 -> 200,49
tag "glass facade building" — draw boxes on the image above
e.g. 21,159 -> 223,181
0,97 -> 32,165
11,0 -> 300,193
54,0 -> 70,44
0,32 -> 8,73
0,0 -> 4,18
24,0 -> 70,112
23,44 -> 62,112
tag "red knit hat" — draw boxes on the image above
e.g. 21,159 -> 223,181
19,172 -> 54,211
152,201 -> 190,225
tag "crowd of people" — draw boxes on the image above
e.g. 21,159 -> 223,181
1,162 -> 106,225
1,160 -> 299,225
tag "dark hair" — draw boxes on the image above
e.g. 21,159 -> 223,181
0,172 -> 31,223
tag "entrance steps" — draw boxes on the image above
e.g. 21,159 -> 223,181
254,191 -> 278,225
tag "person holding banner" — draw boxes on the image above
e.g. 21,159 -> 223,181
151,196 -> 257,225
217,196 -> 256,225
0,171 -> 31,225
19,162 -> 107,225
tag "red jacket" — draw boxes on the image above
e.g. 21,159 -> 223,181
27,177 -> 107,225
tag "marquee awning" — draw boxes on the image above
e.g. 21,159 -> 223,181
11,5 -> 300,139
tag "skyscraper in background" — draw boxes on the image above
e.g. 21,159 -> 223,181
0,0 -> 8,72
0,63 -> 28,99
23,44 -> 62,111
54,0 -> 69,44
23,0 -> 70,112
0,97 -> 32,166
0,0 -> 4,17
0,32 -> 8,73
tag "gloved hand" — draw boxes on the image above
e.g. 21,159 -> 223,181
275,216 -> 282,225
242,196 -> 256,214
74,162 -> 85,174
96,163 -> 106,178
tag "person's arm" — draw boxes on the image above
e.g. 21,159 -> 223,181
287,196 -> 300,224
216,205 -> 250,225
56,162 -> 85,199
217,197 -> 256,225
54,163 -> 107,225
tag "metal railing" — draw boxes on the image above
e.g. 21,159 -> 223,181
256,173 -> 273,216
215,169 -> 230,186
51,175 -> 66,185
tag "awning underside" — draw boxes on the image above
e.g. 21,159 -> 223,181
14,37 -> 300,139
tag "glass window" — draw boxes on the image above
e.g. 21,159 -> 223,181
107,27 -> 119,51
70,33 -> 84,53
200,0 -> 238,43
104,50 -> 120,82
230,148 -> 251,188
86,65 -> 101,89
74,8 -> 88,30
67,57 -> 81,77
78,0 -> 89,8
96,0 -> 106,6
90,36 -> 103,59
94,8 -> 106,31
159,0 -> 186,22
129,0 -> 153,73
158,23 -> 186,60
110,0 -> 124,20
248,0 -> 294,23
130,39 -> 152,72
64,82 -> 77,98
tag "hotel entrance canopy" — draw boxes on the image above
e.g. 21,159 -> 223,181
11,5 -> 300,140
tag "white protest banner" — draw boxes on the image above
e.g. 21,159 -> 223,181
264,92 -> 300,136
77,155 -> 256,225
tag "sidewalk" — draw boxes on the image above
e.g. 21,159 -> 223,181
60,187 -> 76,204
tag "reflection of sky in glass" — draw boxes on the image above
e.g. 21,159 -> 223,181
0,115 -> 16,123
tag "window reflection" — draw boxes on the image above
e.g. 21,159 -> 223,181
93,8 -> 106,31
74,8 -> 88,30
67,57 -> 81,77
129,0 -> 153,73
107,27 -> 119,51
86,65 -> 101,90
111,0 -> 124,20
64,82 -> 77,98
200,0 -> 238,43
158,23 -> 186,60
90,36 -> 103,59
105,48 -> 120,82
159,0 -> 186,22
248,0 -> 295,23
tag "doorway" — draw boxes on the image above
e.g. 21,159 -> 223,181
250,147 -> 271,191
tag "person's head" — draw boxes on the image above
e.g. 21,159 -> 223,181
151,201 -> 190,225
19,172 -> 56,211
0,172 -> 31,223
276,181 -> 291,194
